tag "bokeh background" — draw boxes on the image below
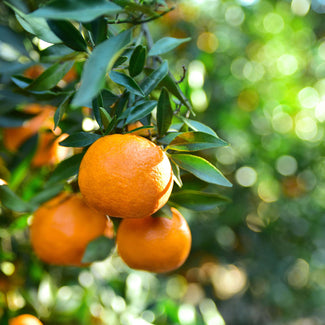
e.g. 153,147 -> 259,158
1,0 -> 325,324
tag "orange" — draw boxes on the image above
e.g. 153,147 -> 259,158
9,314 -> 43,325
127,121 -> 151,137
116,208 -> 191,273
3,104 -> 56,152
30,192 -> 108,266
78,134 -> 173,218
23,65 -> 44,79
31,132 -> 70,168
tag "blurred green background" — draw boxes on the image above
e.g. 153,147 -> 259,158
1,0 -> 325,324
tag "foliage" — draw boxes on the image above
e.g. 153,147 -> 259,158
2,0 -> 325,324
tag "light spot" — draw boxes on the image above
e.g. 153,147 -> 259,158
298,87 -> 319,109
318,41 -> 325,60
190,89 -> 208,112
295,115 -> 318,141
235,166 -> 257,187
1,262 -> 15,276
277,54 -> 298,75
111,296 -> 126,313
272,112 -> 293,133
315,100 -> 325,121
178,304 -> 196,324
78,270 -> 94,288
216,226 -> 236,248
199,299 -> 225,325
263,13 -> 284,34
211,264 -> 248,300
291,0 -> 311,16
225,6 -> 245,26
197,32 -> 219,53
188,60 -> 205,88
258,180 -> 279,202
276,155 -> 298,176
287,259 -> 309,289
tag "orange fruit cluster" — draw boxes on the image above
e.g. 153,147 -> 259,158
30,133 -> 191,272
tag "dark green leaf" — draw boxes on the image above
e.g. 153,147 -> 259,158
27,61 -> 74,91
170,190 -> 229,211
40,44 -> 74,62
48,153 -> 84,185
157,88 -> 173,137
47,20 -> 87,52
54,94 -> 72,130
113,56 -> 128,68
159,132 -> 182,145
129,45 -> 147,77
99,107 -> 112,130
110,71 -> 145,97
179,117 -> 219,137
104,115 -> 118,135
59,132 -> 101,147
0,185 -> 33,212
29,184 -> 64,206
5,2 -> 61,44
141,60 -> 169,96
152,205 -> 173,219
149,37 -> 191,56
11,75 -> 32,89
167,131 -> 227,152
124,101 -> 157,125
92,94 -> 104,127
88,17 -> 107,45
30,0 -> 122,22
71,30 -> 132,108
170,159 -> 182,188
159,73 -> 192,110
82,236 -> 115,263
170,154 -> 232,187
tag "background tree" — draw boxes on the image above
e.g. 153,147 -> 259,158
1,0 -> 325,324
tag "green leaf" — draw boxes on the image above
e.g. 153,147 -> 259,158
99,107 -> 112,130
0,185 -> 33,212
170,154 -> 232,187
149,37 -> 191,56
159,73 -> 192,110
87,17 -> 107,45
179,117 -> 219,137
54,94 -> 72,130
157,88 -> 173,137
29,184 -> 64,206
59,132 -> 101,147
5,2 -> 61,44
129,45 -> 147,77
110,71 -> 145,97
47,20 -> 87,52
48,153 -> 84,185
104,115 -> 118,135
92,94 -> 104,127
124,101 -> 157,125
170,190 -> 229,211
141,60 -> 169,96
82,235 -> 115,263
40,44 -> 74,62
71,29 -> 132,108
167,131 -> 227,152
27,61 -> 74,91
159,132 -> 182,145
170,160 -> 182,188
30,0 -> 122,23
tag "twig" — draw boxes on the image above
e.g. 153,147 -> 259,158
105,7 -> 175,25
176,65 -> 187,84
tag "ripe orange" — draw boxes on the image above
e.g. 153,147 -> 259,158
24,65 -> 44,79
9,314 -> 43,325
30,192 -> 108,266
31,132 -> 70,168
116,208 -> 191,273
78,134 -> 173,218
127,121 -> 151,137
3,104 -> 55,152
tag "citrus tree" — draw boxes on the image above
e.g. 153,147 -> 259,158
0,0 -> 231,323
